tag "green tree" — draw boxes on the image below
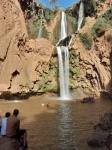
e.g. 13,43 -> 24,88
49,0 -> 57,8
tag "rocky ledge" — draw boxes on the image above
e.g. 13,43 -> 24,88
87,112 -> 112,149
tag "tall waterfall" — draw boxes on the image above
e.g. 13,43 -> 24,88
56,2 -> 84,99
60,12 -> 67,40
38,9 -> 43,38
57,12 -> 70,99
77,1 -> 84,31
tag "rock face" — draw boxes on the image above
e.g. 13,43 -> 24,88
0,0 -> 54,95
88,112 -> 112,149
0,0 -> 112,98
47,0 -> 112,97
69,29 -> 112,96
18,0 -> 62,44
19,0 -> 77,45
0,136 -> 22,150
68,1 -> 112,97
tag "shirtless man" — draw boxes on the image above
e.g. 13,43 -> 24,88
6,109 -> 27,149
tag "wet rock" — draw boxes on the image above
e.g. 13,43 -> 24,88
88,112 -> 112,149
100,91 -> 112,100
0,136 -> 22,150
110,144 -> 112,150
87,132 -> 107,147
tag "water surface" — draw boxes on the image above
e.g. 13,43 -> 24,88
0,98 -> 111,150
30,98 -> 111,150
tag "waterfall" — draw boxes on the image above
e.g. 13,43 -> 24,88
77,1 -> 84,31
57,12 -> 70,99
38,9 -> 43,38
57,46 -> 69,98
57,47 -> 66,97
56,2 -> 84,99
60,12 -> 67,40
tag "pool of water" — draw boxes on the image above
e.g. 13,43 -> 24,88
33,98 -> 112,150
0,97 -> 111,150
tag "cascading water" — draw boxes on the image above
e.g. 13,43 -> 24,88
60,12 -> 67,40
57,12 -> 70,99
57,46 -> 69,98
57,1 -> 84,99
38,9 -> 43,38
77,1 -> 84,31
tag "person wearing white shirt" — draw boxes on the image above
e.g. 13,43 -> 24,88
0,112 -> 10,136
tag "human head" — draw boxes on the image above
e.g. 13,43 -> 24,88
5,112 -> 10,118
13,109 -> 19,116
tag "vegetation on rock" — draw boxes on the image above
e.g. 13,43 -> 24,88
79,33 -> 93,50
84,0 -> 96,17
69,53 -> 80,80
43,8 -> 54,21
91,8 -> 112,37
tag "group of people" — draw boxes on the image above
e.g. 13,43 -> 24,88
0,109 -> 27,150
81,96 -> 95,103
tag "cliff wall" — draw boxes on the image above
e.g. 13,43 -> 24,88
0,0 -> 111,98
0,0 -> 54,96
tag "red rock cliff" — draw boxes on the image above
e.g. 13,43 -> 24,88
0,0 -> 54,94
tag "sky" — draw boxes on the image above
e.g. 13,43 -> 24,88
36,0 -> 79,9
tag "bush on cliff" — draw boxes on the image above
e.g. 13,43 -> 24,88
84,0 -> 96,17
91,8 -> 112,37
79,33 -> 93,50
43,7 -> 57,21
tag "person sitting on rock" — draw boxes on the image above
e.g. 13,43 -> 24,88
0,112 -> 10,136
6,109 -> 27,150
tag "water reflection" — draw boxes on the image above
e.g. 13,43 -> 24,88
58,102 -> 77,150
35,99 -> 111,150
1,98 -> 111,150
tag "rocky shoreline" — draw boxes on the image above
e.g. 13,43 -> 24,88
0,91 -> 36,100
88,111 -> 112,149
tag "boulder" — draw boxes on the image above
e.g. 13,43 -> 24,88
0,136 -> 22,150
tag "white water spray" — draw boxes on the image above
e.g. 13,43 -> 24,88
60,12 -> 67,40
38,9 -> 43,38
57,12 -> 70,99
57,2 -> 84,99
77,1 -> 84,31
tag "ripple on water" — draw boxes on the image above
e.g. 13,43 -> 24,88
34,98 -> 111,150
0,98 -> 110,150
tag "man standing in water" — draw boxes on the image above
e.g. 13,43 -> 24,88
6,109 -> 27,149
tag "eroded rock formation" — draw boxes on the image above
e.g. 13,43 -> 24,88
68,2 -> 112,97
0,0 -> 111,98
48,0 -> 112,97
0,0 -> 54,96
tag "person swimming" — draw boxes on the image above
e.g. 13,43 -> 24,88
41,103 -> 50,108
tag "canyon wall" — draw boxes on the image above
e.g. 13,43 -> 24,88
0,0 -> 54,96
48,0 -> 112,97
69,0 -> 112,97
0,0 -> 111,98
